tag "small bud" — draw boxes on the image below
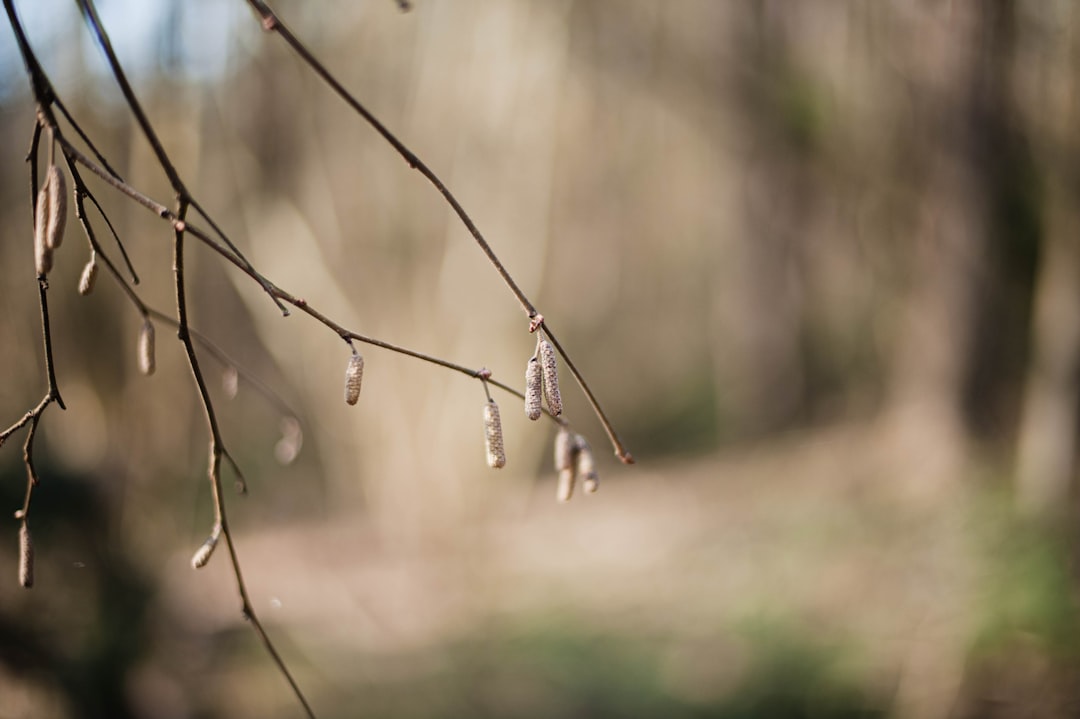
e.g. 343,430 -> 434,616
539,339 -> 561,416
525,357 -> 543,420
574,435 -> 599,494
45,164 -> 67,250
191,534 -> 218,569
554,427 -> 574,471
137,319 -> 155,376
78,256 -> 98,296
484,399 -> 506,469
18,523 -> 33,588
344,352 -> 364,406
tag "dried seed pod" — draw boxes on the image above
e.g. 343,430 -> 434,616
78,256 -> 98,296
137,319 -> 155,376
484,399 -> 506,469
525,357 -> 543,420
554,427 -> 574,471
18,523 -> 33,588
344,352 -> 364,405
574,435 -> 599,494
45,164 -> 67,250
539,339 -> 561,416
191,534 -> 218,569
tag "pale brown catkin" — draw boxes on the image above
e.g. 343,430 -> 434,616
484,399 -> 506,469
45,164 -> 67,250
344,352 -> 364,405
138,319 -> 156,376
191,534 -> 218,569
539,339 -> 561,416
554,428 -> 576,502
18,524 -> 33,588
33,181 -> 53,276
574,435 -> 599,494
525,357 -> 543,420
78,256 -> 98,296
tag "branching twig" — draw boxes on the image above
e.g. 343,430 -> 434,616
241,0 -> 634,463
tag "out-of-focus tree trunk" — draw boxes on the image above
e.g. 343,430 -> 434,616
1014,4 -> 1080,519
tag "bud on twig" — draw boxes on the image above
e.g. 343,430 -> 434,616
525,357 -> 542,420
78,255 -> 98,296
484,399 -> 506,469
344,352 -> 364,406
45,164 -> 67,250
138,319 -> 156,376
539,339 -> 561,416
18,523 -> 33,588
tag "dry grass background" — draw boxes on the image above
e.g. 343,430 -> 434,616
2,1 -> 1080,717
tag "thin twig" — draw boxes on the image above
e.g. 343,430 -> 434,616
173,205 -> 315,717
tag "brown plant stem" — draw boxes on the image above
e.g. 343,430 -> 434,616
173,205 -> 316,718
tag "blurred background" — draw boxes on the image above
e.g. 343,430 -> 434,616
2,0 -> 1080,716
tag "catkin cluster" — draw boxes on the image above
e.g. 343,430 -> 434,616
525,337 -> 561,420
553,428 -> 598,502
33,164 -> 67,277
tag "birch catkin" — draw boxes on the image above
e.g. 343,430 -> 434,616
18,523 -> 33,588
45,164 -> 67,250
33,181 -> 52,277
191,534 -> 218,569
484,399 -> 506,469
525,357 -> 543,420
539,339 -> 561,416
138,319 -> 156,376
78,256 -> 98,296
574,435 -> 599,494
554,428 -> 575,502
344,352 -> 364,405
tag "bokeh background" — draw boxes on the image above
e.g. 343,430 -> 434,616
3,1 -> 1080,717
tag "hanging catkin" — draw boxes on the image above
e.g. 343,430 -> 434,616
78,256 -> 98,296
539,339 -> 561,416
574,435 -> 599,494
191,534 -> 218,569
44,164 -> 66,250
524,356 -> 542,420
18,523 -> 33,588
138,319 -> 156,376
33,179 -> 52,277
554,428 -> 576,503
344,352 -> 364,405
484,399 -> 506,469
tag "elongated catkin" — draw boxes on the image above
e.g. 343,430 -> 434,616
344,352 -> 364,405
45,164 -> 66,250
18,524 -> 33,588
539,339 -> 561,416
484,399 -> 506,469
34,181 -> 52,277
78,256 -> 98,296
574,435 -> 599,494
138,319 -> 155,376
191,534 -> 218,569
525,357 -> 542,420
554,428 -> 574,471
